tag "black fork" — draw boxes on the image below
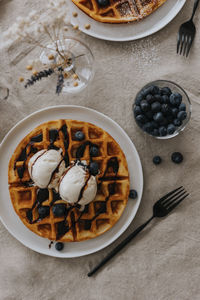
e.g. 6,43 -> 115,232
177,0 -> 200,57
88,187 -> 189,277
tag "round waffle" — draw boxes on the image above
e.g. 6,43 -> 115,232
71,0 -> 167,23
8,120 -> 130,242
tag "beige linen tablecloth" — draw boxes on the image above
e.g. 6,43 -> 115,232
1,1 -> 200,299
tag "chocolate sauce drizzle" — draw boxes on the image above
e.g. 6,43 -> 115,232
14,133 -> 43,179
14,143 -> 38,179
30,133 -> 43,143
77,174 -> 91,203
79,182 -> 116,231
48,129 -> 59,151
48,241 -> 54,249
55,155 -> 119,238
47,159 -> 63,187
80,158 -> 119,230
14,123 -> 70,180
50,189 -> 61,206
19,126 -> 120,241
26,188 -> 49,224
60,124 -> 69,167
75,141 -> 98,162
22,179 -> 34,187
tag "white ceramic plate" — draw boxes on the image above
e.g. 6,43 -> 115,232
0,105 -> 143,257
69,0 -> 186,42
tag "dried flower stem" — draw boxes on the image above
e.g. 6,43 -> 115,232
43,25 -> 66,61
24,68 -> 54,88
56,67 -> 64,95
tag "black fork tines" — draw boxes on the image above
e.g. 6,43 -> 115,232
180,32 -> 185,55
186,36 -> 193,57
163,190 -> 186,208
160,187 -> 189,212
177,0 -> 199,57
161,188 -> 185,206
167,193 -> 189,212
183,35 -> 189,56
177,32 -> 181,54
158,186 -> 183,204
177,23 -> 195,57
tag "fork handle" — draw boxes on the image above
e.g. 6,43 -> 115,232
87,215 -> 155,277
191,0 -> 200,20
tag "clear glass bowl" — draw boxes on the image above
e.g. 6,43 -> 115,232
133,80 -> 192,139
40,38 -> 95,94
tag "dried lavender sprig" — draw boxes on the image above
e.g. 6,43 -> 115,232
24,68 -> 54,88
56,67 -> 64,95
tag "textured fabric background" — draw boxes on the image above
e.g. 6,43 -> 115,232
1,1 -> 200,299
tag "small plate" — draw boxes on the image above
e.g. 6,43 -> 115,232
69,0 -> 186,42
0,105 -> 143,257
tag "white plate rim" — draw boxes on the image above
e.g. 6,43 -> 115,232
0,105 -> 143,257
69,0 -> 186,42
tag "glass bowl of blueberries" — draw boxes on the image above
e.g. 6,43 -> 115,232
133,80 -> 191,139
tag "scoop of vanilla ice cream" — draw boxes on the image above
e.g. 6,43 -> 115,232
28,149 -> 64,189
59,162 -> 97,206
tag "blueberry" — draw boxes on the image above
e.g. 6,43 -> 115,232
161,95 -> 169,104
151,85 -> 160,95
145,110 -> 154,120
151,102 -> 161,113
179,103 -> 186,111
177,111 -> 187,121
52,204 -> 66,217
161,104 -> 171,115
97,0 -> 109,6
146,86 -> 155,95
159,126 -> 167,136
161,87 -> 172,96
38,206 -> 50,218
89,161 -> 99,176
142,88 -> 151,97
140,100 -> 150,112
151,121 -> 159,129
153,112 -> 164,123
171,152 -> 183,164
170,93 -> 182,107
160,118 -> 168,126
134,105 -> 142,116
55,242 -> 64,251
154,94 -> 162,102
176,99 -> 182,107
74,131 -> 85,141
169,94 -> 177,106
90,146 -> 99,157
167,115 -> 174,123
143,122 -> 153,133
146,94 -> 154,104
151,129 -> 159,136
153,156 -> 162,165
167,124 -> 176,135
171,107 -> 178,117
174,118 -> 182,127
174,93 -> 182,105
136,114 -> 147,124
129,189 -> 138,199
135,93 -> 143,105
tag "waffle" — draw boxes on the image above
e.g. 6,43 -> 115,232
71,0 -> 167,23
8,120 -> 130,242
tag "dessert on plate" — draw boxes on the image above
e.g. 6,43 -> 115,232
8,119 -> 130,242
71,0 -> 167,24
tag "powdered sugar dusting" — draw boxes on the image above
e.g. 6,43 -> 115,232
122,35 -> 160,70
